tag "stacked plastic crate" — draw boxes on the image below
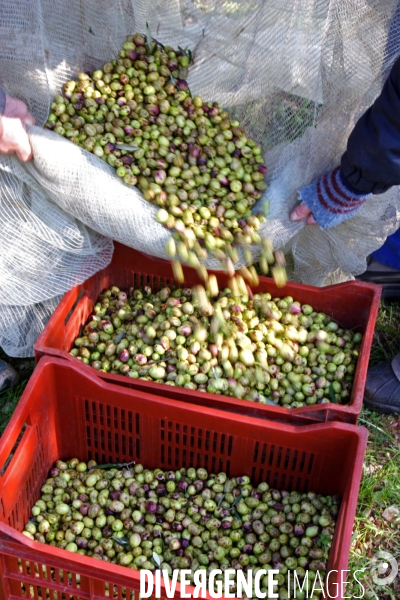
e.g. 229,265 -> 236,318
0,242 -> 380,600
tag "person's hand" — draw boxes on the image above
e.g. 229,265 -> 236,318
289,167 -> 370,229
0,95 -> 35,161
290,202 -> 317,225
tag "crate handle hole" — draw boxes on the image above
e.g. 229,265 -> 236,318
64,288 -> 85,326
0,422 -> 28,476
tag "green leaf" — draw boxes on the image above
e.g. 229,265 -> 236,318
212,366 -> 220,380
232,492 -> 243,507
90,461 -> 135,470
146,22 -> 156,55
317,534 -> 331,549
328,384 -> 338,404
115,143 -> 140,152
178,46 -> 192,58
113,536 -> 130,546
89,27 -> 95,35
114,331 -> 126,344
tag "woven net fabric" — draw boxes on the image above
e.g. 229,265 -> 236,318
1,0 -> 400,356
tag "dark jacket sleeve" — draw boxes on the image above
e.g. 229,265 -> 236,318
341,56 -> 400,195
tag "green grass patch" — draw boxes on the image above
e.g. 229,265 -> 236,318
369,300 -> 400,367
347,409 -> 400,599
0,348 -> 34,436
0,381 -> 30,436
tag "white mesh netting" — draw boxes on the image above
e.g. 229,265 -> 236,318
1,0 -> 400,356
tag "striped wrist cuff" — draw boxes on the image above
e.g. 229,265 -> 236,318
299,167 -> 371,229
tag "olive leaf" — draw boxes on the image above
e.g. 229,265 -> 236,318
317,534 -> 331,549
217,494 -> 225,507
114,331 -> 126,344
230,493 -> 244,517
113,536 -> 130,546
153,551 -> 162,567
115,144 -> 140,152
178,46 -> 192,58
212,366 -> 220,380
90,461 -> 135,470
328,384 -> 338,404
146,22 -> 156,55
257,392 -> 278,406
232,493 -> 243,507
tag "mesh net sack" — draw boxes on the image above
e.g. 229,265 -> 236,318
1,0 -> 400,356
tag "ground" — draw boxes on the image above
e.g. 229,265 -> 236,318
0,300 -> 399,598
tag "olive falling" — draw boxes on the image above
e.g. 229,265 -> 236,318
70,285 -> 362,407
45,32 -> 286,288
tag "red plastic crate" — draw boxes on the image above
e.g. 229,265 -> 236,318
34,242 -> 381,425
0,357 -> 367,600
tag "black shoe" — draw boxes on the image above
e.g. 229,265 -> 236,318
364,354 -> 400,415
0,360 -> 19,393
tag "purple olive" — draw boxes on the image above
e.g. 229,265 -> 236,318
148,104 -> 160,116
119,349 -> 130,363
177,481 -> 188,492
126,50 -> 139,61
76,537 -> 88,549
294,524 -> 305,537
145,501 -> 157,514
129,482 -> 141,495
102,526 -> 113,538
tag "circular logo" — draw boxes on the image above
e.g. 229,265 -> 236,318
371,551 -> 398,586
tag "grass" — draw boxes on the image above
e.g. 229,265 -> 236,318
0,349 -> 34,436
0,300 -> 399,598
340,299 -> 400,600
369,300 -> 400,367
347,409 -> 400,599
